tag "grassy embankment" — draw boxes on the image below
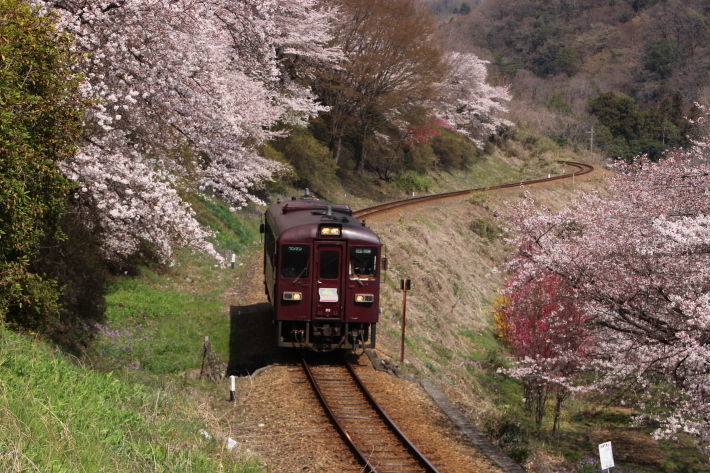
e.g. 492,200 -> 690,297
0,196 -> 263,472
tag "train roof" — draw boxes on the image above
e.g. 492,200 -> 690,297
265,198 -> 381,246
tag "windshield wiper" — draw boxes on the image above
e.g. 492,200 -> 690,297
292,265 -> 308,284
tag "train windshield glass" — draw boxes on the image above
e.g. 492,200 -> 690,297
281,245 -> 309,279
349,247 -> 376,280
319,250 -> 340,279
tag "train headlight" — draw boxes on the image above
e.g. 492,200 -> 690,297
355,294 -> 374,303
283,292 -> 303,301
320,226 -> 341,236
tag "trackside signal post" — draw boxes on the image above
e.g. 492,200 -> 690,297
400,279 -> 411,363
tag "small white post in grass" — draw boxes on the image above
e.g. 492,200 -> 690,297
599,441 -> 614,472
230,253 -> 236,269
229,375 -> 236,402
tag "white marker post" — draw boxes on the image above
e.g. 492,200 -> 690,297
229,375 -> 236,402
599,441 -> 614,472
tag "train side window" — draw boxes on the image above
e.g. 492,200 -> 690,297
349,247 -> 376,280
281,245 -> 309,278
319,251 -> 340,280
264,224 -> 274,256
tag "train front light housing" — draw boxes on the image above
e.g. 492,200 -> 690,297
355,294 -> 374,303
320,226 -> 341,236
283,292 -> 303,301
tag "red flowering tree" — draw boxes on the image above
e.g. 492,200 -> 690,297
495,272 -> 594,433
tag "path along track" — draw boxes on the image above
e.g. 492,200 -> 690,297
353,161 -> 594,219
302,356 -> 442,473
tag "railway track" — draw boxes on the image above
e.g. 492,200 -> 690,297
353,160 -> 593,219
302,356 -> 442,473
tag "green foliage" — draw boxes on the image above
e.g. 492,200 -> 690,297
483,411 -> 531,464
0,326 -> 258,472
493,53 -> 524,80
100,267 -> 230,374
588,91 -> 688,160
195,196 -> 255,255
0,0 -> 86,328
430,128 -> 479,169
403,143 -> 436,173
270,127 -> 338,196
645,38 -> 679,79
29,201 -> 109,353
548,94 -> 573,116
395,170 -> 432,193
588,92 -> 644,140
469,217 -> 502,242
555,46 -> 581,76
255,143 -> 297,194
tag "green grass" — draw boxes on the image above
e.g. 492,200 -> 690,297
0,326 -> 259,473
99,269 -> 230,374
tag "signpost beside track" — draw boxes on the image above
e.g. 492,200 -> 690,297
400,278 -> 411,363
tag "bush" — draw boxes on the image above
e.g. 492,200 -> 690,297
403,143 -> 437,173
395,170 -> 432,193
27,200 -> 109,353
645,38 -> 678,79
484,411 -> 531,464
430,129 -> 479,169
271,127 -> 338,196
0,0 -> 86,332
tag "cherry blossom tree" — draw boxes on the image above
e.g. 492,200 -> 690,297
28,0 -> 340,264
495,272 -> 594,433
502,106 -> 710,452
434,52 -> 513,148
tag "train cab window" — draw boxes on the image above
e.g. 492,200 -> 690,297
319,251 -> 340,280
349,247 -> 376,281
281,245 -> 309,279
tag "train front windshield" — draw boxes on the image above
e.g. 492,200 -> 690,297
349,247 -> 376,281
281,245 -> 309,278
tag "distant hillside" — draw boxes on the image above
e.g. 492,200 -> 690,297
431,0 -> 710,158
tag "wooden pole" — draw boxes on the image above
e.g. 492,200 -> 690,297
400,279 -> 410,363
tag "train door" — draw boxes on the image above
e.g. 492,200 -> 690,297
312,241 -> 345,320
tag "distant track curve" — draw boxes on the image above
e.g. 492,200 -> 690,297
353,161 -> 594,219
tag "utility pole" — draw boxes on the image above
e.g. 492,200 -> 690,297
587,125 -> 595,153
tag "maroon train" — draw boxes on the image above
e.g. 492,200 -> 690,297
260,196 -> 383,351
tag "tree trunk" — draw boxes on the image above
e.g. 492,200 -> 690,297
334,135 -> 342,165
534,382 -> 548,428
551,389 -> 567,435
357,123 -> 369,174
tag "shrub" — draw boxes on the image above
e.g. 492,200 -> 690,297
0,0 -> 87,332
271,128 -> 338,196
395,170 -> 432,194
430,129 -> 479,169
403,143 -> 437,173
645,38 -> 678,79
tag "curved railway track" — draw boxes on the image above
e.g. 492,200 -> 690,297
353,161 -> 593,219
302,356 -> 442,473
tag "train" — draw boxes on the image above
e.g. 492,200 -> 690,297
260,194 -> 384,352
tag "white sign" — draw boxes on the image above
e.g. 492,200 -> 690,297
319,288 -> 339,302
599,441 -> 615,470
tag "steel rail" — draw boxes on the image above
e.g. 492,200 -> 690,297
344,359 -> 441,473
353,161 -> 594,219
301,358 -> 378,473
302,357 -> 441,473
